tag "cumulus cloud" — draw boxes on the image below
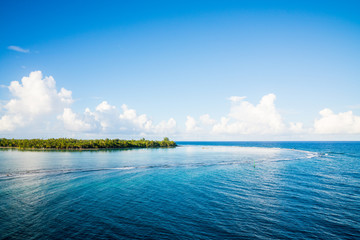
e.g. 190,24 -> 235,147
2,71 -> 359,139
58,88 -> 73,104
154,118 -> 177,134
185,116 -> 199,132
184,94 -> 360,138
212,94 -> 285,134
184,94 -> 290,137
0,115 -> 24,132
118,104 -> 176,134
0,71 -> 73,131
119,104 -> 154,131
90,101 -> 118,131
58,108 -> 94,132
95,101 -> 116,112
0,72 -> 177,136
58,102 -> 177,135
8,45 -> 30,53
184,114 -> 216,133
314,108 -> 360,134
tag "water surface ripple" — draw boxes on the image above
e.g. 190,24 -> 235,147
0,142 -> 359,239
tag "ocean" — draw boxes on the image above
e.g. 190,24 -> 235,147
0,142 -> 359,239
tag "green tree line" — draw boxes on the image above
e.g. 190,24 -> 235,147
0,137 -> 176,150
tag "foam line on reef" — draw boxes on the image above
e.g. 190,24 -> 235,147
180,144 -> 320,157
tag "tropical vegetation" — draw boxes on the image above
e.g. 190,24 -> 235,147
0,137 -> 176,150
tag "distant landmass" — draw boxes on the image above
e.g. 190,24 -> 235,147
0,137 -> 176,150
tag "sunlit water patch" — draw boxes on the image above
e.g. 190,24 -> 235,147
0,146 -> 316,178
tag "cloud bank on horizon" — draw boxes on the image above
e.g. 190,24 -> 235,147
1,71 -> 359,140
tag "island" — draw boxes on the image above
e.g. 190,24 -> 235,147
0,137 -> 176,150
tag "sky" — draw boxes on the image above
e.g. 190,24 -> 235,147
0,0 -> 360,140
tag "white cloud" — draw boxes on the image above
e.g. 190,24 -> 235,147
119,104 -> 153,131
184,95 -> 307,138
57,102 -> 177,135
58,88 -> 73,104
0,72 -> 176,135
212,93 -> 285,135
92,102 -> 118,131
95,101 -> 116,112
185,116 -> 199,132
0,114 -> 24,131
314,108 -> 360,134
0,71 -> 73,131
118,104 -> 176,134
184,114 -> 216,136
8,45 -> 30,53
58,108 -> 94,132
2,72 -> 359,139
154,118 -> 177,134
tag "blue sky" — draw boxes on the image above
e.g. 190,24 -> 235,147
1,0 -> 360,140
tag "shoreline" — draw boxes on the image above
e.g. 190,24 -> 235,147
0,138 -> 177,150
0,146 -> 176,151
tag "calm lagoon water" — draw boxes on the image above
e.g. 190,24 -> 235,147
1,142 -> 360,239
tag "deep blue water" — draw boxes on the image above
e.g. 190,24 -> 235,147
0,142 -> 360,239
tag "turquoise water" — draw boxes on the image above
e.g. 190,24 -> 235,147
1,142 -> 360,239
